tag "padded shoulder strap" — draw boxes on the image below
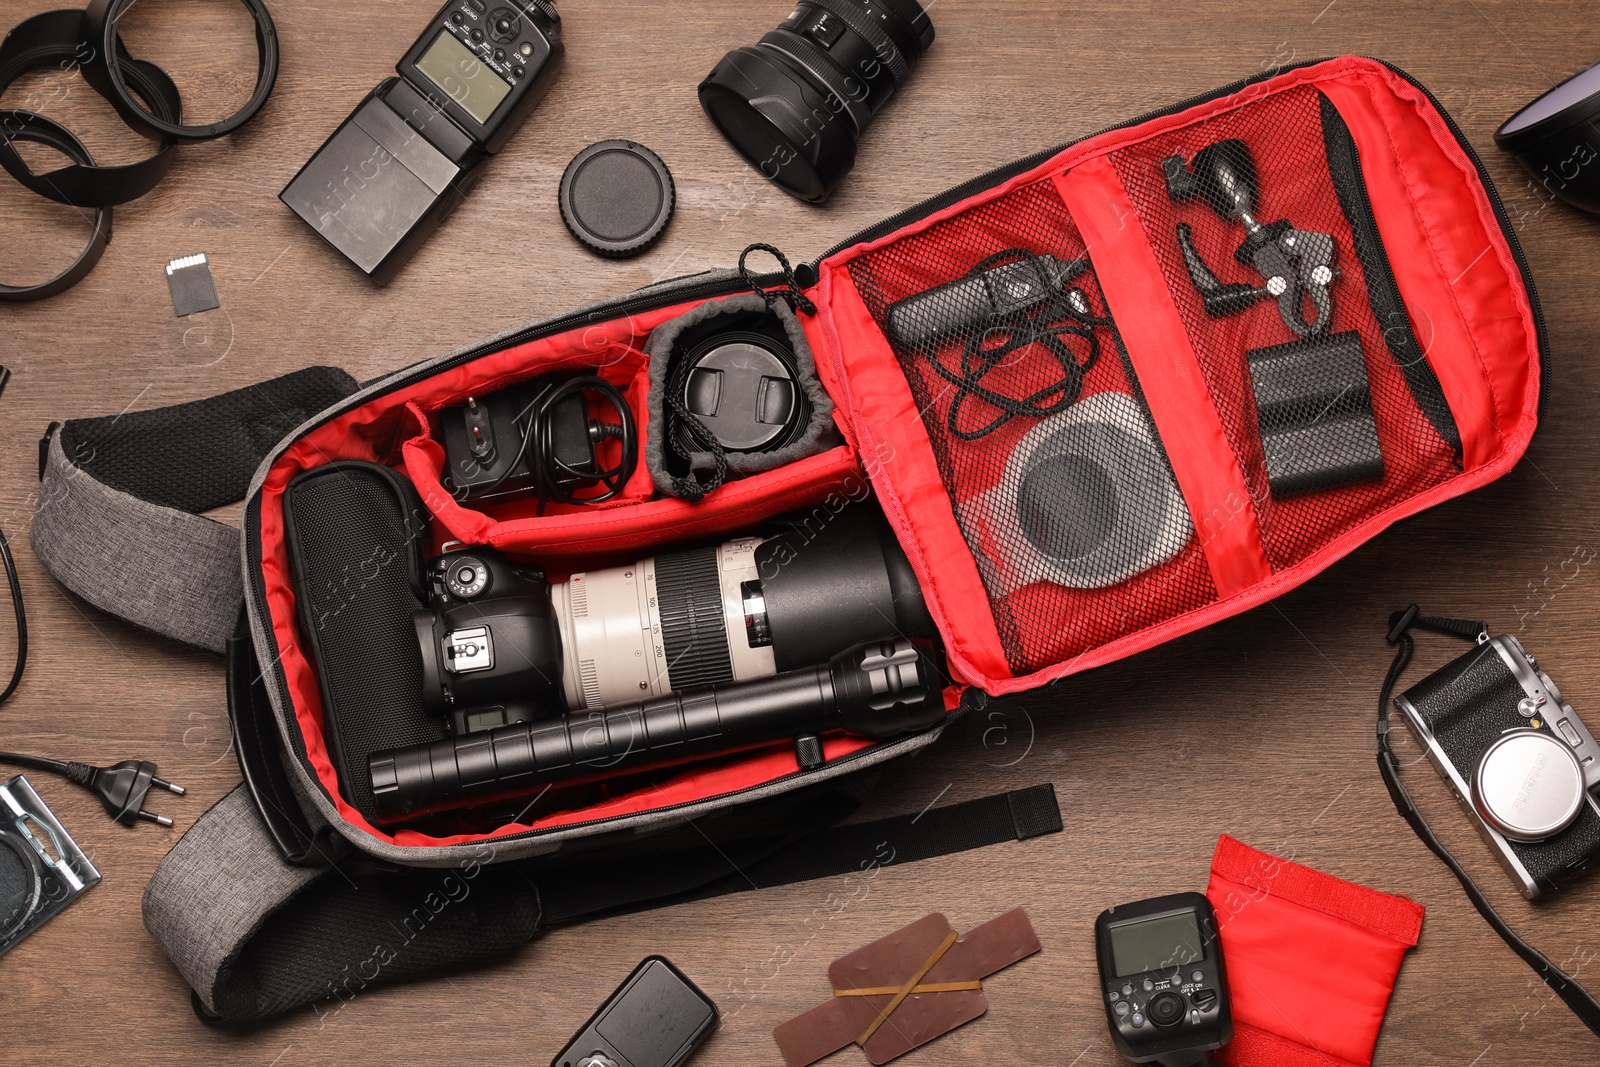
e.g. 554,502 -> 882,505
145,783 -> 1062,1024
31,367 -> 358,652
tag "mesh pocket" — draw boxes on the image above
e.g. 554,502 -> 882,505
848,179 -> 1216,675
1110,84 -> 1462,572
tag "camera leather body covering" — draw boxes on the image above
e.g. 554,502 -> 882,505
28,57 -> 1545,1023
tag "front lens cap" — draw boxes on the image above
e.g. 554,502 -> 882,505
1473,728 -> 1587,842
559,139 -> 675,258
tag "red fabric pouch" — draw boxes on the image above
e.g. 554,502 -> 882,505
1206,834 -> 1424,1067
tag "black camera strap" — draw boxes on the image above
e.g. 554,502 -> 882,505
1379,605 -> 1600,1038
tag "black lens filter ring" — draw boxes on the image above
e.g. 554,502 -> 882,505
83,0 -> 278,144
0,110 -> 112,303
0,10 -> 182,208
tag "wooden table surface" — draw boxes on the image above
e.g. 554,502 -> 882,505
3,1 -> 1600,1064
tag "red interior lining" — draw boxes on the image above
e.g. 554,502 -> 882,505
257,57 -> 1543,847
834,179 -> 1222,676
256,298 -> 895,848
1321,74 -> 1536,469
1106,83 -> 1466,573
810,57 -> 1540,695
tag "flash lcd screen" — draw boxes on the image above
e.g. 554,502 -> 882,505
1109,911 -> 1204,978
415,30 -> 510,124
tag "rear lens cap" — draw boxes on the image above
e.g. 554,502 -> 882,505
559,139 -> 675,258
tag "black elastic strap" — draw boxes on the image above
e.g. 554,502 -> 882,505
1378,606 -> 1600,1037
0,9 -> 182,208
0,111 -> 111,302
538,783 -> 1062,927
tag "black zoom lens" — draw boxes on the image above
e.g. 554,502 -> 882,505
698,0 -> 935,203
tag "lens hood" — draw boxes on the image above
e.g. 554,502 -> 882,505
699,44 -> 858,203
1496,60 -> 1600,215
0,111 -> 113,303
83,0 -> 278,144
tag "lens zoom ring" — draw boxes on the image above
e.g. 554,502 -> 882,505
818,0 -> 910,84
654,547 -> 735,691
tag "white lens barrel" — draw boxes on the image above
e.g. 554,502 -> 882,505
552,537 -> 775,710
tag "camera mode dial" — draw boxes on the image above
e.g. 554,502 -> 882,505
444,556 -> 490,599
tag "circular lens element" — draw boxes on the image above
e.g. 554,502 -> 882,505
698,0 -> 935,202
1496,60 -> 1600,215
1472,728 -> 1587,842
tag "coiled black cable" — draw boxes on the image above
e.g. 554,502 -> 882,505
477,376 -> 637,513
920,249 -> 1110,441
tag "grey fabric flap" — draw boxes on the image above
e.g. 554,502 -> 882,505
143,785 -> 328,1013
33,431 -> 243,654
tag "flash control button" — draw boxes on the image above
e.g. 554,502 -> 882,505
1148,991 -> 1186,1027
1114,1000 -> 1129,1016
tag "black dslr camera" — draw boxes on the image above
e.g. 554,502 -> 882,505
373,507 -> 943,822
1396,634 -> 1600,898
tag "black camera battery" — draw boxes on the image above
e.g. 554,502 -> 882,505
552,957 -> 718,1067
1246,330 -> 1385,497
281,0 -> 563,285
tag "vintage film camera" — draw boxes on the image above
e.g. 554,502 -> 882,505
1395,633 -> 1600,898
